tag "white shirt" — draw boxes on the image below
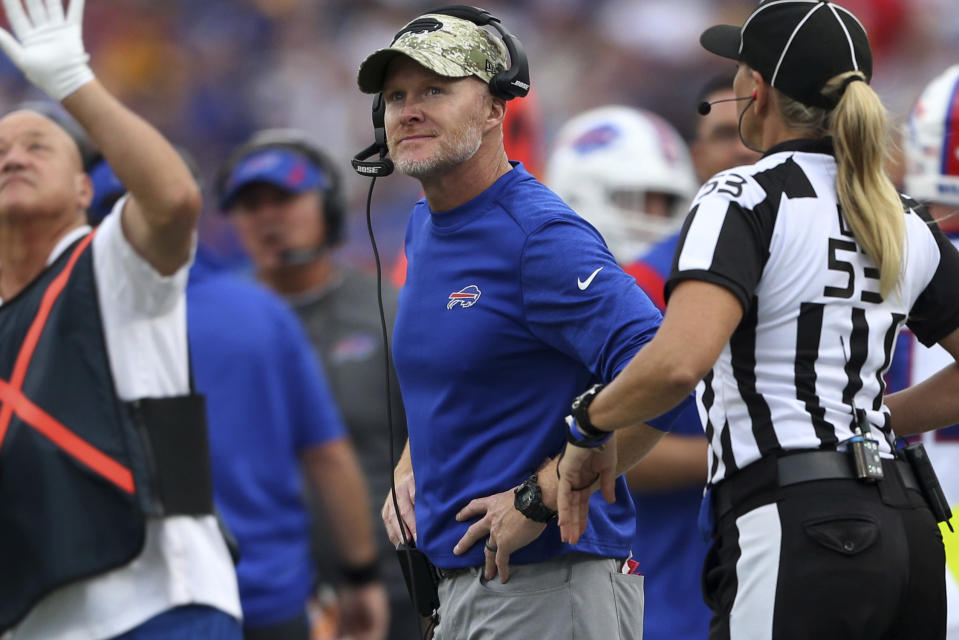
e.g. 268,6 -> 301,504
11,201 -> 241,639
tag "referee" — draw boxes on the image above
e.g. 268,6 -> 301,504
557,1 -> 959,638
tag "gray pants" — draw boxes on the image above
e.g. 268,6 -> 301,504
434,553 -> 644,639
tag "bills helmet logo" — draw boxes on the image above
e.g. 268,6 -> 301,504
447,285 -> 481,310
571,124 -> 620,154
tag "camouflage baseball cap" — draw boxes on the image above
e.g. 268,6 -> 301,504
356,14 -> 508,94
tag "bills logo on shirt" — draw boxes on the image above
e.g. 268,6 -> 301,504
447,285 -> 481,310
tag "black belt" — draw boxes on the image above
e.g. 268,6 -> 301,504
713,450 -> 919,518
435,565 -> 480,581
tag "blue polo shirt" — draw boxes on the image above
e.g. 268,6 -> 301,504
392,163 -> 665,568
187,248 -> 346,626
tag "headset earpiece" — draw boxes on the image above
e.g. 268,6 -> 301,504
426,5 -> 530,101
372,92 -> 387,133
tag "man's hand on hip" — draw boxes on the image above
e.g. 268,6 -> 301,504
452,488 -> 547,584
382,471 -> 416,547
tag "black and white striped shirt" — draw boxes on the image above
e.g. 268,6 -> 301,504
668,138 -> 959,484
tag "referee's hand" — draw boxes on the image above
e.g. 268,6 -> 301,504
557,441 -> 616,544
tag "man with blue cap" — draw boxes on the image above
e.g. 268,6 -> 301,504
217,129 -> 414,640
87,149 -> 392,640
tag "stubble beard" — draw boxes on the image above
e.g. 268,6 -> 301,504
394,116 -> 484,180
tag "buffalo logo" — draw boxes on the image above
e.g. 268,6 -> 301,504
447,285 -> 481,310
331,332 -> 377,364
392,17 -> 443,43
571,124 -> 620,154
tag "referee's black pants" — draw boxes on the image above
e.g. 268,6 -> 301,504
704,456 -> 945,640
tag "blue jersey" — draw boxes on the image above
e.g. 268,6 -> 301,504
626,231 -> 711,640
392,163 -> 664,568
187,248 -> 346,626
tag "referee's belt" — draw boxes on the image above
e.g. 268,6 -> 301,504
713,450 -> 919,518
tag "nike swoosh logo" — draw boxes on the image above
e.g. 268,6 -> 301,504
577,267 -> 603,290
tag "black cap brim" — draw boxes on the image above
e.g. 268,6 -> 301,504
700,24 -> 742,61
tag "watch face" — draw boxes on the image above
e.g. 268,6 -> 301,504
514,479 -> 555,522
515,485 -> 533,510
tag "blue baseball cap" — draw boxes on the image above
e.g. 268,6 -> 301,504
219,147 -> 327,211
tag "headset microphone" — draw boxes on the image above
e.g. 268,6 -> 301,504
352,137 -> 393,177
697,94 -> 755,116
352,93 -> 394,177
278,247 -> 326,267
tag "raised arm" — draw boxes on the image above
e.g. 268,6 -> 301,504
0,0 -> 199,274
63,83 -> 200,274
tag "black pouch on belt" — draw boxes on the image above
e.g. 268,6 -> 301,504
396,543 -> 440,617
902,441 -> 953,528
126,394 -> 214,517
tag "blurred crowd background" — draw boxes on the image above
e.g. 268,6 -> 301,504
1,0 -> 954,271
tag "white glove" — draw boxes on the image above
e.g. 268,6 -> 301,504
0,0 -> 93,101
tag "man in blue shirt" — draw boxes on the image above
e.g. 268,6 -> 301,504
188,249 -> 388,640
214,129 -> 414,640
356,9 -> 679,638
87,164 -> 389,640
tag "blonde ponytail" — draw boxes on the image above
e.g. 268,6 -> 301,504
826,72 -> 904,298
776,71 -> 905,298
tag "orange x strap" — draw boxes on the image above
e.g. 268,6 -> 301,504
0,232 -> 135,494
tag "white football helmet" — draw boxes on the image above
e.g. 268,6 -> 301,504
905,65 -> 959,207
546,105 -> 697,262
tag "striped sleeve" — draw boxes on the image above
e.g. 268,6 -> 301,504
906,203 -> 959,346
665,185 -> 774,312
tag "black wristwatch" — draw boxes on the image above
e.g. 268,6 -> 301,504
513,474 -> 557,523
570,383 -> 607,437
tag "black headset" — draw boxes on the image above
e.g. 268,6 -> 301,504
216,129 -> 347,247
351,5 -> 531,178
